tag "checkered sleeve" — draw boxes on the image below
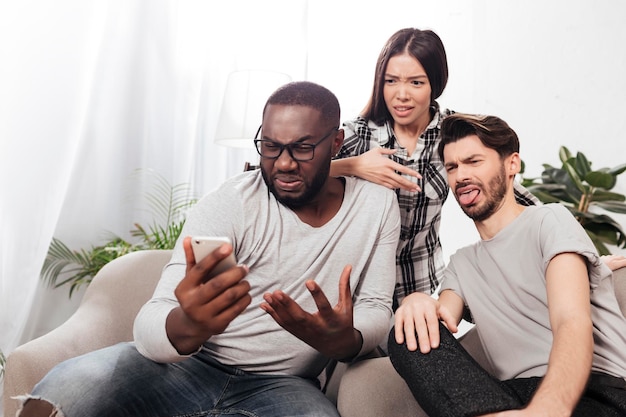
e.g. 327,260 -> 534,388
336,116 -> 377,159
514,182 -> 540,206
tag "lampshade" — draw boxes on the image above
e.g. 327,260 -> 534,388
215,70 -> 292,149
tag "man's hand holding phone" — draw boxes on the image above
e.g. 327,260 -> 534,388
190,236 -> 238,277
166,236 -> 251,355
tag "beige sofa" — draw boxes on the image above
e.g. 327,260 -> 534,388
3,249 -> 626,417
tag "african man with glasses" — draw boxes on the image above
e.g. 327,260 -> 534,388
19,81 -> 400,417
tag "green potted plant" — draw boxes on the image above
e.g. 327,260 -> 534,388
40,170 -> 197,297
521,146 -> 626,255
0,348 -> 5,381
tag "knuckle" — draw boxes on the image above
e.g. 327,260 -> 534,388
206,277 -> 225,292
221,282 -> 251,305
292,312 -> 308,324
240,294 -> 252,307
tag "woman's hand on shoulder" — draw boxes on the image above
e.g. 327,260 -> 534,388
352,148 -> 421,192
601,254 -> 626,271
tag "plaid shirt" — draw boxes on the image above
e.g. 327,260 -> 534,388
337,108 -> 538,305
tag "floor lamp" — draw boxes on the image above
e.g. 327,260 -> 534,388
214,70 -> 292,171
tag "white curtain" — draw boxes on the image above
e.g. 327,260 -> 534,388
0,0 -> 308,368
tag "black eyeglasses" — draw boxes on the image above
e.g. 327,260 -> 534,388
253,126 -> 338,162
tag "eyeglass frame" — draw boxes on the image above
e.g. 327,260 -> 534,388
253,125 -> 339,162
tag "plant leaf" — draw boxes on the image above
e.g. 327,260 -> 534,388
593,200 -> 626,213
585,171 -> 616,189
562,160 -> 586,194
579,213 -> 626,247
608,162 -> 626,176
590,191 -> 626,203
558,146 -> 572,164
585,229 -> 612,256
574,151 -> 592,178
525,189 -> 563,204
539,168 -> 582,204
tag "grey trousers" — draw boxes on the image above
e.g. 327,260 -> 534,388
387,323 -> 626,417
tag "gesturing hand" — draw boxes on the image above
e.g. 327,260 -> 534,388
355,148 -> 422,192
166,236 -> 251,355
260,265 -> 362,361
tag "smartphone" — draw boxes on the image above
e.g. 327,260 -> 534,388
191,236 -> 237,278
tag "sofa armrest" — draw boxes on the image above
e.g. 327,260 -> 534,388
3,250 -> 172,417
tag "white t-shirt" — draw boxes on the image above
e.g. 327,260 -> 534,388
442,204 -> 626,380
134,170 -> 401,378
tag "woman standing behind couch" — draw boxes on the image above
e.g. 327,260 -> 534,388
331,28 -> 538,309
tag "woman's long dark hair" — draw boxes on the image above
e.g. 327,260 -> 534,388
363,28 -> 449,126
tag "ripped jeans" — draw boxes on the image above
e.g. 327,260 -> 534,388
21,342 -> 339,417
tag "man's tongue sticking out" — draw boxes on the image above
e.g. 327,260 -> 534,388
457,186 -> 480,206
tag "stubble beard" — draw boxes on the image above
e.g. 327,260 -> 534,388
261,162 -> 330,209
459,165 -> 508,222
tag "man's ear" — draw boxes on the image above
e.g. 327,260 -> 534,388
507,152 -> 522,176
332,128 -> 345,156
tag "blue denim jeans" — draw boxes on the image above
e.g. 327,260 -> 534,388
26,342 -> 340,417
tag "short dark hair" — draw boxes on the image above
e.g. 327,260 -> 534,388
364,28 -> 449,125
438,113 -> 520,161
263,81 -> 340,128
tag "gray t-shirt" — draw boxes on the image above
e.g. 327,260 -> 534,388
134,170 -> 401,378
442,203 -> 626,380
